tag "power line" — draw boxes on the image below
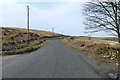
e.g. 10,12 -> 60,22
17,4 -> 65,34
30,9 -> 55,30
16,3 -> 58,31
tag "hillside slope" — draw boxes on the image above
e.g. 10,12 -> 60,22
1,27 -> 65,55
1,27 -> 62,43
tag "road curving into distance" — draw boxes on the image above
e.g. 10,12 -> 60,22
2,40 -> 102,78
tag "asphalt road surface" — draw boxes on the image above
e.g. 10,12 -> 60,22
2,40 -> 102,78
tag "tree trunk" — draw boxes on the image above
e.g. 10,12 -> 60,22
118,34 -> 120,43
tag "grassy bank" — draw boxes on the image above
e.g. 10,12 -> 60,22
62,38 -> 120,78
62,38 -> 120,60
62,37 -> 120,77
1,27 -> 66,55
1,40 -> 49,55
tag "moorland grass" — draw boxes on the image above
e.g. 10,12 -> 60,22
63,39 -> 120,60
1,27 -> 66,55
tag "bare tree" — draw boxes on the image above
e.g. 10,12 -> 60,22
84,1 -> 120,43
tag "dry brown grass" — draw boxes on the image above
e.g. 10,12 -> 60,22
1,27 -> 65,55
63,38 -> 119,75
2,27 -> 61,36
71,36 -> 118,42
64,39 -> 120,60
1,27 -> 62,43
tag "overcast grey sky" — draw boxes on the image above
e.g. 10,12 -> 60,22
0,0 -> 114,37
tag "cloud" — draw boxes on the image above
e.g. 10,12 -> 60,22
0,0 -> 112,37
27,2 -> 85,34
0,0 -> 26,27
0,0 -> 90,2
0,1 -> 85,35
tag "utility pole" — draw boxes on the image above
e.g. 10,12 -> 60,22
62,30 -> 63,35
27,5 -> 30,44
52,28 -> 54,33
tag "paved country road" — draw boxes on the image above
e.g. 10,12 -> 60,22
2,40 -> 102,78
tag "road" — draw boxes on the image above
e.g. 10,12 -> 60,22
2,40 -> 102,78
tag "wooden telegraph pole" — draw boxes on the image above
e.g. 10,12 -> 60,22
62,30 -> 63,35
52,28 -> 54,33
27,5 -> 30,44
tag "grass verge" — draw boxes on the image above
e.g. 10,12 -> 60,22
1,40 -> 50,55
62,39 -> 120,60
2,36 -> 66,55
1,27 -> 67,55
62,39 -> 120,78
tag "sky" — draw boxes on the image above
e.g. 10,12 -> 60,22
0,0 -> 114,37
